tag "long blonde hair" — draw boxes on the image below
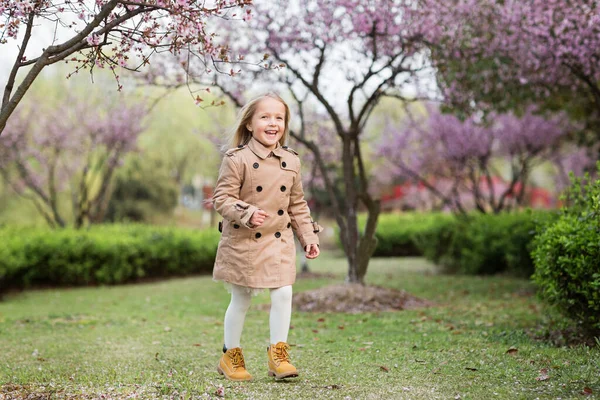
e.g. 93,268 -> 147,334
224,92 -> 291,151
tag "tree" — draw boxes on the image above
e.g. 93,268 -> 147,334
0,94 -> 147,228
375,105 -> 580,214
422,0 -> 600,141
105,155 -> 179,223
205,0 -> 435,284
0,0 -> 253,135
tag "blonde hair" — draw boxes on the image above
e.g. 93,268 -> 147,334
224,92 -> 291,151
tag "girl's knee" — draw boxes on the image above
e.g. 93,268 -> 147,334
230,287 -> 252,311
270,285 -> 293,304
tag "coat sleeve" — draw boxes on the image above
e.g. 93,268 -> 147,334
212,155 -> 259,228
288,158 -> 320,249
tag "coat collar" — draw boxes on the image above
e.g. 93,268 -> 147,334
248,137 -> 285,159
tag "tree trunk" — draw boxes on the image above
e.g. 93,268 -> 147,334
341,137 -> 360,283
356,200 -> 380,283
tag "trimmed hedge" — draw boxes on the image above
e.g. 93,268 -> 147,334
532,170 -> 600,335
0,224 -> 220,290
415,211 -> 559,277
370,213 -> 454,257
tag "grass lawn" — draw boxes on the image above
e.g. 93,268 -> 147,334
1,252 -> 598,399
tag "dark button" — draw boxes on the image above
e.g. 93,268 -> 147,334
257,186 -> 263,192
277,209 -> 284,216
275,232 -> 281,238
280,185 -> 286,192
233,224 -> 240,229
237,144 -> 244,148
282,145 -> 288,149
253,162 -> 259,169
287,222 -> 291,228
282,161 -> 287,168
255,232 -> 262,239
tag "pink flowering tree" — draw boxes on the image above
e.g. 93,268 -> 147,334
376,105 -> 577,214
421,0 -> 600,139
0,0 -> 253,135
0,96 -> 147,228
204,0 -> 436,284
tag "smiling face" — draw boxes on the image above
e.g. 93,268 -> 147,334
247,97 -> 287,150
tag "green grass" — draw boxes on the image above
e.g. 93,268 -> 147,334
1,253 -> 599,399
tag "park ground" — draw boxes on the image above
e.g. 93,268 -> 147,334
1,251 -> 599,399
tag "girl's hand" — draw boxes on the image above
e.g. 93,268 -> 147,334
249,209 -> 269,227
305,244 -> 320,259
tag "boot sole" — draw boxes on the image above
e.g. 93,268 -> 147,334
217,365 -> 253,381
268,370 -> 299,380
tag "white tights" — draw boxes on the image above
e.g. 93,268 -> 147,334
223,284 -> 293,349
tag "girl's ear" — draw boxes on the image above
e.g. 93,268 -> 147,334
246,124 -> 253,132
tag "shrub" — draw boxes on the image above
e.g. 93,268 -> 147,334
532,169 -> 600,335
371,212 -> 454,257
0,224 -> 220,291
415,211 -> 558,276
105,157 -> 179,223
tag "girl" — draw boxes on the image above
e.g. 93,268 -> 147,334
212,93 -> 321,381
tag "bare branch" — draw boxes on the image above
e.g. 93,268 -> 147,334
2,11 -> 35,108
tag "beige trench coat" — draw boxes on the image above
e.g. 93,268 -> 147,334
212,137 -> 320,288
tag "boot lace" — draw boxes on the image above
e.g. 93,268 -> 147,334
229,348 -> 246,370
273,343 -> 290,363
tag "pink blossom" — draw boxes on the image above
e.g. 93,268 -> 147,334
86,34 -> 100,46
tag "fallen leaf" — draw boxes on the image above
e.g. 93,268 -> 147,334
312,329 -> 319,333
338,325 -> 345,330
535,368 -> 549,381
192,343 -> 202,347
317,318 -> 325,322
506,347 -> 518,355
465,367 -> 478,371
379,365 -> 389,372
582,387 -> 593,396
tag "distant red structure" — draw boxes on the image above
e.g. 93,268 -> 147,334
380,177 -> 555,211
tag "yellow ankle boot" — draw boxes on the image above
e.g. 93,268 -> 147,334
267,342 -> 298,379
217,347 -> 252,381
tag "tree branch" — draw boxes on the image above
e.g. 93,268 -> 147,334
2,10 -> 35,108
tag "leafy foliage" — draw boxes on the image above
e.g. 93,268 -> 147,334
105,156 -> 179,223
532,166 -> 600,335
414,211 -> 558,277
361,213 -> 454,257
0,224 -> 220,290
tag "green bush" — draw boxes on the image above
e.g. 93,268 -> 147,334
415,211 -> 558,276
105,157 -> 179,223
532,169 -> 600,335
0,224 -> 220,290
371,213 -> 454,257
